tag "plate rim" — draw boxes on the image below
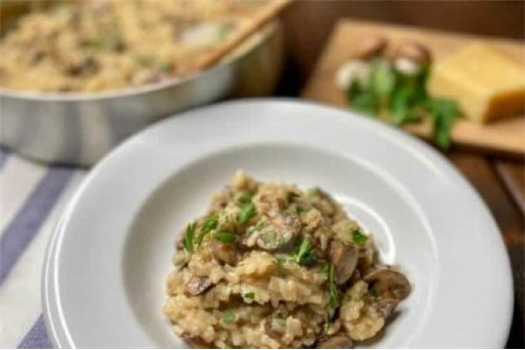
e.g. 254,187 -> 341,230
42,98 -> 514,348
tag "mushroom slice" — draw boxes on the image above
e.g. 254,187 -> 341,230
363,266 -> 411,301
316,333 -> 354,349
255,214 -> 301,252
185,276 -> 214,296
329,240 -> 358,285
211,239 -> 238,266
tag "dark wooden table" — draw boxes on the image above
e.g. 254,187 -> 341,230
275,1 -> 525,348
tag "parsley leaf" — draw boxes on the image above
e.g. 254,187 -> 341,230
237,201 -> 256,225
275,254 -> 294,267
389,85 -> 424,125
348,80 -> 380,115
369,59 -> 397,100
237,192 -> 253,205
345,59 -> 462,150
320,262 -> 330,274
424,98 -> 462,149
295,238 -> 317,266
194,215 -> 218,247
327,263 -> 339,309
351,228 -> 369,245
214,231 -> 236,244
222,310 -> 236,324
275,238 -> 317,267
183,223 -> 196,253
243,292 -> 255,300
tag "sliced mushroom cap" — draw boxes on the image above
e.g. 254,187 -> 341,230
329,240 -> 358,285
352,35 -> 388,60
316,333 -> 354,349
255,214 -> 301,252
363,266 -> 411,301
370,297 -> 399,319
185,276 -> 214,296
391,42 -> 432,65
211,239 -> 238,265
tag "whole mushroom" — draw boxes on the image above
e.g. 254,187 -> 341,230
391,41 -> 432,65
390,42 -> 432,75
352,35 -> 389,60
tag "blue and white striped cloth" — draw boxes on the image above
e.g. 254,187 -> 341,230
0,148 -> 88,349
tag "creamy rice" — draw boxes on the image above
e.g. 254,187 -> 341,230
0,0 -> 264,92
164,171 -> 410,349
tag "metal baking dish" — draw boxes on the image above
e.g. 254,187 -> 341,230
0,6 -> 284,166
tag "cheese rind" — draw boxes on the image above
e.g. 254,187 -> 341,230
428,43 -> 525,123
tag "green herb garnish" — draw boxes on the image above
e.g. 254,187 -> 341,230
275,238 -> 317,267
204,307 -> 214,313
295,238 -> 317,266
327,264 -> 339,309
348,80 -> 380,115
222,310 -> 236,324
320,262 -> 330,274
345,59 -> 462,149
237,201 -> 256,225
254,220 -> 265,231
424,98 -> 462,149
195,215 -> 218,247
243,292 -> 255,300
272,311 -> 288,326
351,228 -> 369,245
214,231 -> 236,244
369,59 -> 396,100
183,222 -> 196,252
275,254 -> 293,267
237,192 -> 253,205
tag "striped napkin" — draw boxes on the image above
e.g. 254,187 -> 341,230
0,149 -> 88,349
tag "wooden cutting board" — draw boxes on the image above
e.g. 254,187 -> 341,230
302,19 -> 525,157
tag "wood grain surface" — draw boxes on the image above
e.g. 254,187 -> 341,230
277,2 -> 524,347
302,19 -> 525,156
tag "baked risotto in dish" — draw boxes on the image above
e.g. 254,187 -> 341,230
164,171 -> 410,349
0,0 -> 266,93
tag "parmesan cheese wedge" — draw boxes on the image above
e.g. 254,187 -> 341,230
428,43 -> 525,123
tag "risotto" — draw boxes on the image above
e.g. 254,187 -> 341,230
0,0 -> 265,93
164,171 -> 410,349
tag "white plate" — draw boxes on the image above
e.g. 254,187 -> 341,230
43,99 -> 513,348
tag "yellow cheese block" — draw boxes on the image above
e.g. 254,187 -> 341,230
428,43 -> 525,123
